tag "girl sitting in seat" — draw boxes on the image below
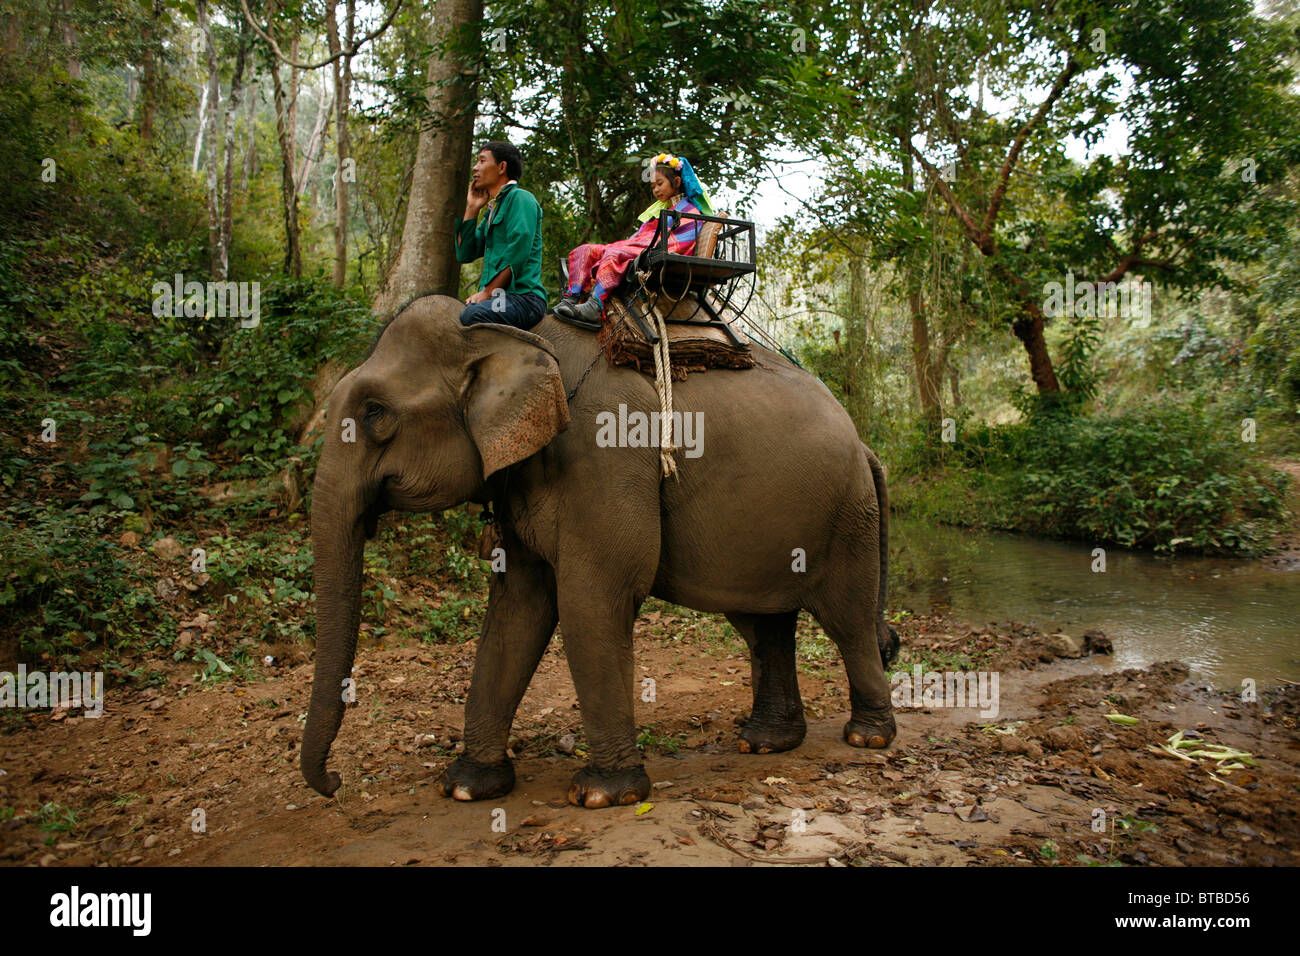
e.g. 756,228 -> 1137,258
554,152 -> 714,324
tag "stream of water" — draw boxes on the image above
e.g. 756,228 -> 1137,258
889,515 -> 1300,688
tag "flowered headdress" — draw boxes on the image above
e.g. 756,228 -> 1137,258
638,152 -> 715,222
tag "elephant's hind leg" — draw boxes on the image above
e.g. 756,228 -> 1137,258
814,605 -> 896,750
441,547 -> 557,802
727,611 -> 806,754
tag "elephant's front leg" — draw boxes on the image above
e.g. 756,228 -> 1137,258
440,549 -> 557,801
556,588 -> 651,809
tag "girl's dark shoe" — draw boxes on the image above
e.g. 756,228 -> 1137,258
571,294 -> 604,323
552,292 -> 580,316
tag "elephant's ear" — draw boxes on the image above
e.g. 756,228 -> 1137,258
462,325 -> 570,479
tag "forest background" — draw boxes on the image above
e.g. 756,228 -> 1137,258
2,0 -> 1298,680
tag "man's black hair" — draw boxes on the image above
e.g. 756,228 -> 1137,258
478,140 -> 522,181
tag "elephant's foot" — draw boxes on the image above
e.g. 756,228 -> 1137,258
439,755 -> 515,801
737,710 -> 806,754
843,709 -> 896,749
567,764 -> 650,809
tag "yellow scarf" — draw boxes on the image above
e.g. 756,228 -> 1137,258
635,192 -> 680,224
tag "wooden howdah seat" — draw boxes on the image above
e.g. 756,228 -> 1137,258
557,209 -> 758,350
634,209 -> 756,298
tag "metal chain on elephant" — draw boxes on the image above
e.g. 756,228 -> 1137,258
565,347 -> 602,404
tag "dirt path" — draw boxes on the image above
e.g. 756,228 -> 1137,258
2,614 -> 1297,867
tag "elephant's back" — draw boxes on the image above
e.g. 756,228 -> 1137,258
671,346 -> 859,454
651,348 -> 875,607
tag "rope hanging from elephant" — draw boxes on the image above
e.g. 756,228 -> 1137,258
634,260 -> 682,480
649,306 -> 678,479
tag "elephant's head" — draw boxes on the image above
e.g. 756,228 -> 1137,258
301,295 -> 569,797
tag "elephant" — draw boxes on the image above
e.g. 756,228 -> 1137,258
301,293 -> 899,809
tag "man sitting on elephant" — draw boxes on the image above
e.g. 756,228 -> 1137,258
453,140 -> 547,330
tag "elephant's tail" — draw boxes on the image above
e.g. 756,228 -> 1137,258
865,444 -> 900,668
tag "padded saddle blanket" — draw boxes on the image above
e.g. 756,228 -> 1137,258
596,293 -> 758,381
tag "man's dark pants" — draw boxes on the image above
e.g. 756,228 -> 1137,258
459,291 -> 547,330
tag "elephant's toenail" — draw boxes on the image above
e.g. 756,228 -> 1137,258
868,735 -> 888,748
452,785 -> 474,801
585,790 -> 611,809
737,739 -> 752,753
846,731 -> 867,747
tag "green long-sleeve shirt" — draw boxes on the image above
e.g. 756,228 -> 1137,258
453,182 -> 547,302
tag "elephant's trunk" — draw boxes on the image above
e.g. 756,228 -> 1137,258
301,450 -> 368,797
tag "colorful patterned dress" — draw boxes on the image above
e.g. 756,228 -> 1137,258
566,195 -> 702,304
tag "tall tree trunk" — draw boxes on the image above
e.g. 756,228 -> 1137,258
909,292 -> 943,419
296,75 -> 332,195
60,0 -> 80,79
325,0 -> 354,288
139,0 -> 162,143
558,0 -> 606,237
990,259 -> 1060,394
373,0 -> 484,314
198,0 -> 222,277
221,31 -> 248,280
900,133 -> 943,423
1012,301 -> 1060,394
191,80 -> 209,173
841,253 -> 873,433
3,11 -> 21,60
271,62 -> 302,276
266,4 -> 302,277
287,33 -> 299,163
242,78 -> 258,190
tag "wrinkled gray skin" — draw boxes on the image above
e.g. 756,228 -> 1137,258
302,294 -> 898,808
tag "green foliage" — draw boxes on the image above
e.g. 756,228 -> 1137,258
71,426 -> 213,518
1056,313 -> 1104,405
196,277 -> 380,460
0,501 -> 158,665
914,401 -> 1291,555
1,0 -> 1297,693
33,802 -> 79,834
0,239 -> 49,389
414,596 -> 483,644
785,0 -> 1300,400
484,0 -> 804,236
1242,224 -> 1300,419
198,527 -> 314,647
356,509 -> 492,644
0,66 -> 201,248
637,724 -> 688,755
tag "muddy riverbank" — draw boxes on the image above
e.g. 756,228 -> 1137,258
2,611 -> 1295,866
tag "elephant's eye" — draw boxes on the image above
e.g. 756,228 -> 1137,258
360,400 -> 395,444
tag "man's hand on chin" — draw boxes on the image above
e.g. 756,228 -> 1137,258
466,289 -> 491,305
